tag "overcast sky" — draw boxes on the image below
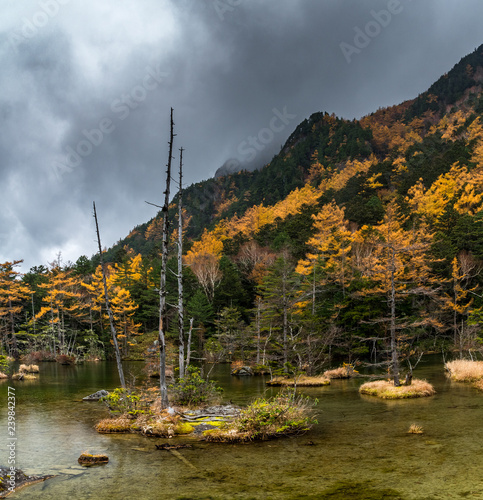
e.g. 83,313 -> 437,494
1,0 -> 483,273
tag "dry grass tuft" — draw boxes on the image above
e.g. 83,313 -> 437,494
19,364 -> 40,374
203,428 -> 253,443
445,360 -> 483,382
95,416 -> 133,433
359,379 -> 435,399
323,364 -> 359,379
323,367 -> 350,379
267,375 -> 330,387
408,424 -> 424,434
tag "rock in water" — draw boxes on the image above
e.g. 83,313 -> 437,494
231,366 -> 253,376
83,390 -> 109,401
0,466 -> 55,497
78,453 -> 109,467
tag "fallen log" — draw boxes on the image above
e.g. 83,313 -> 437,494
155,444 -> 192,451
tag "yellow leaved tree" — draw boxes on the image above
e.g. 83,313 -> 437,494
352,200 -> 437,386
82,264 -> 141,356
35,258 -> 86,355
0,260 -> 31,357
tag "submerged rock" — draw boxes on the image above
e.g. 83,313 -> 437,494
0,466 -> 55,497
83,390 -> 109,401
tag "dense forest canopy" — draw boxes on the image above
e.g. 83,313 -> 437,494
2,44 -> 483,378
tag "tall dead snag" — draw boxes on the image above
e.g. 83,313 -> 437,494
93,201 -> 126,389
177,147 -> 185,379
186,317 -> 193,370
159,108 -> 175,408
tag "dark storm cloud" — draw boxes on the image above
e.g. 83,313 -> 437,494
1,0 -> 483,271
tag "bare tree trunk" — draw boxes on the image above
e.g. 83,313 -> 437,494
8,298 -> 19,358
282,273 -> 288,372
93,201 -> 126,389
390,247 -> 400,387
256,296 -> 261,365
186,317 -> 193,370
31,293 -> 36,335
177,147 -> 185,379
312,261 -> 316,316
158,108 -> 175,408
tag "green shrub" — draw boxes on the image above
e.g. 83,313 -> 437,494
205,390 -> 317,442
101,388 -> 148,417
237,391 -> 317,437
169,366 -> 223,406
0,355 -> 14,377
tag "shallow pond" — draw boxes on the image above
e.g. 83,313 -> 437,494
2,357 -> 483,499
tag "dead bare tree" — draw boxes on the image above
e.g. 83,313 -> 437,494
186,317 -> 194,370
177,147 -> 185,379
158,108 -> 175,408
93,201 -> 126,389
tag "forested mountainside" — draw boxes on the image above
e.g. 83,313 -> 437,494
108,44 -> 483,258
3,44 -> 483,372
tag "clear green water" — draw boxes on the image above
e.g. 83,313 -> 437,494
2,357 -> 483,499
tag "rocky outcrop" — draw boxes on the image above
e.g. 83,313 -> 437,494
0,466 -> 55,498
82,390 -> 108,401
231,366 -> 253,376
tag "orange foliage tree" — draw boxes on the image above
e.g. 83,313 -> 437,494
0,260 -> 31,357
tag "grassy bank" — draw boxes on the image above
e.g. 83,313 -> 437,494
445,359 -> 483,382
266,375 -> 330,387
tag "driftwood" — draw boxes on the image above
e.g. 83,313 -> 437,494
155,444 -> 192,451
181,414 -> 233,422
180,405 -> 240,423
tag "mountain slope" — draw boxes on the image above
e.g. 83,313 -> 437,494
104,43 -> 483,264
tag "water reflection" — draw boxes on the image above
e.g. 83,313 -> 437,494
1,357 -> 483,498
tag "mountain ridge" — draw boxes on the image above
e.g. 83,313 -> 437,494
102,42 -> 483,264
